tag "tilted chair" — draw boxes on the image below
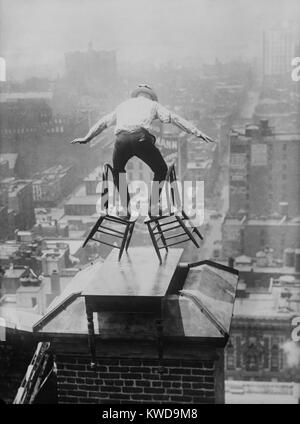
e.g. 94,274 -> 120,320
82,163 -> 137,260
145,163 -> 204,264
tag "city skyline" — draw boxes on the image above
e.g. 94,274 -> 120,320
1,0 -> 300,80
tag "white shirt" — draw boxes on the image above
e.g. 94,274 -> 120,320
96,97 -> 204,137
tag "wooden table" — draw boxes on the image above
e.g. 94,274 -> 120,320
83,247 -> 183,367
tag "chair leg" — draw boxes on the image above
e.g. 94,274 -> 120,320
175,215 -> 200,248
181,210 -> 204,240
125,222 -> 135,252
118,223 -> 131,261
147,222 -> 162,265
156,221 -> 168,252
82,216 -> 105,247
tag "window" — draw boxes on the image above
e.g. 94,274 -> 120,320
271,343 -> 279,372
31,297 -> 37,308
260,229 -> 265,246
236,335 -> 242,368
226,338 -> 235,370
263,337 -> 270,370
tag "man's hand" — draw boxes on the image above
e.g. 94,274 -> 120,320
70,137 -> 88,145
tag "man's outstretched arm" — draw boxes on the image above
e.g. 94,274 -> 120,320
70,111 -> 116,144
155,103 -> 215,143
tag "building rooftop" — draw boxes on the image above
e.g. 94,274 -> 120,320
0,153 -> 18,170
33,249 -> 239,346
1,178 -> 32,194
0,243 -> 19,259
4,267 -> 26,279
84,166 -> 103,181
224,215 -> 300,227
225,381 -> 298,404
232,294 -> 296,319
0,296 -> 42,332
58,214 -> 98,224
231,127 -> 300,142
0,92 -> 53,102
0,269 -> 76,333
35,208 -> 65,222
217,258 -> 299,276
65,195 -> 100,205
44,238 -> 83,256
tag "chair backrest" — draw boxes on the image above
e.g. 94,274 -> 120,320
165,162 -> 182,212
101,163 -> 115,212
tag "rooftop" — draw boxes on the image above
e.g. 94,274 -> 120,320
4,267 -> 26,279
44,238 -> 83,255
0,153 -> 18,170
224,215 -> 300,227
0,92 -> 53,102
1,178 -> 32,194
231,127 -> 300,142
65,195 -> 100,206
33,248 -> 239,345
84,166 -> 103,181
225,381 -> 298,404
216,258 -> 299,276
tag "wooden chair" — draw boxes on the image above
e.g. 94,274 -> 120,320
82,163 -> 137,260
145,163 -> 203,264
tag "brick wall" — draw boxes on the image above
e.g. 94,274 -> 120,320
56,355 -> 220,404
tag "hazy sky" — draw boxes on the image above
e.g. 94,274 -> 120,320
1,0 -> 300,78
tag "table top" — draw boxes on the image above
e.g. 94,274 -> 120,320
83,247 -> 183,298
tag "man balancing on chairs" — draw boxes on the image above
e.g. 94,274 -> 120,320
71,84 -> 215,218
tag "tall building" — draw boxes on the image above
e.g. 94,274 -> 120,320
224,254 -> 300,384
222,215 -> 300,259
32,164 -> 76,207
228,120 -> 300,218
223,120 -> 300,259
263,25 -> 294,79
0,178 -> 35,232
65,45 -> 117,95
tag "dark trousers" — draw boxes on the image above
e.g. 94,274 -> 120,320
112,129 -> 168,214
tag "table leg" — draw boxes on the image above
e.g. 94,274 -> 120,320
86,302 -> 96,369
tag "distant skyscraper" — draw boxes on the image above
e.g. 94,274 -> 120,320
65,45 -> 117,94
263,26 -> 294,79
228,120 -> 300,218
223,121 -> 300,259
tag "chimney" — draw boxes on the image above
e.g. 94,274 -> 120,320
283,248 -> 295,268
260,119 -> 272,135
228,257 -> 235,268
33,247 -> 239,405
50,270 -> 60,295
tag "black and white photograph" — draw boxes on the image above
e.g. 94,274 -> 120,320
0,0 -> 300,409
